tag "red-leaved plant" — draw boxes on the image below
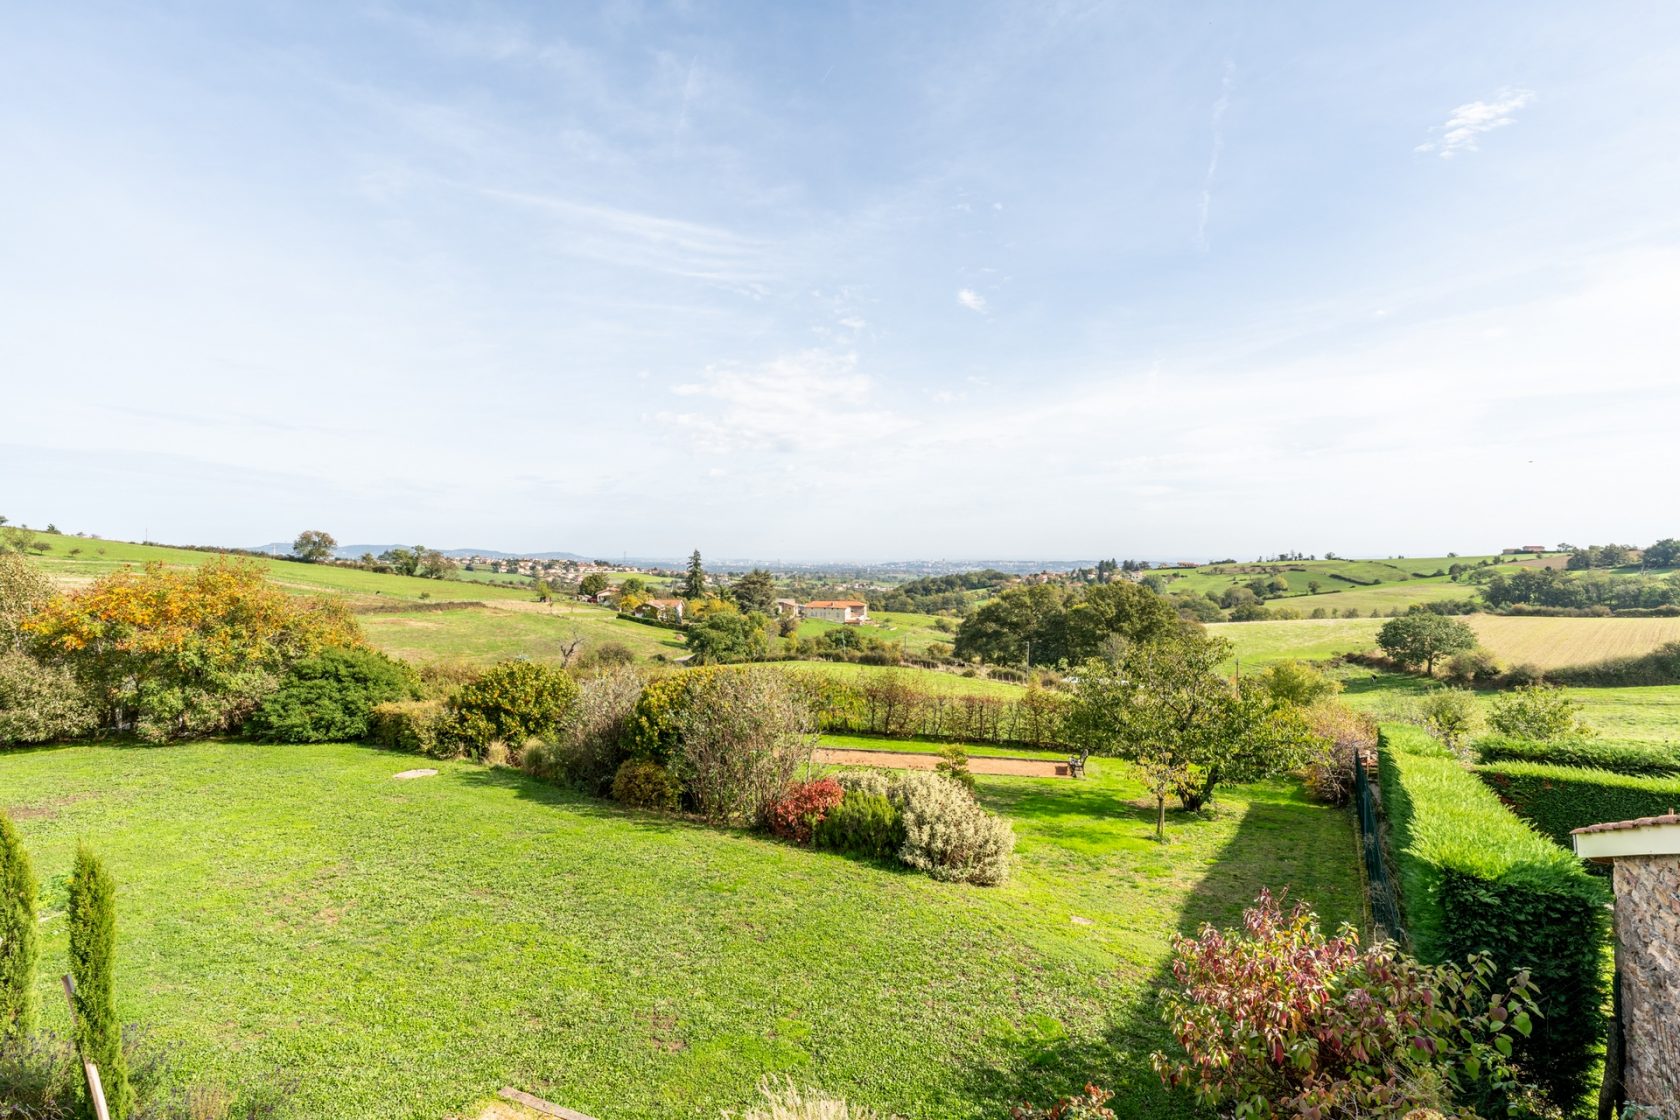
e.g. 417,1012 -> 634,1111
1010,1084 -> 1116,1119
1152,890 -> 1539,1120
764,779 -> 845,844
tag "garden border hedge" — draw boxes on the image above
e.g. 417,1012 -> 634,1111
1472,734 -> 1680,777
1376,725 -> 1608,1112
1476,760 -> 1680,849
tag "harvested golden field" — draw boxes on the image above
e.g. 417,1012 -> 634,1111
1469,615 -> 1680,669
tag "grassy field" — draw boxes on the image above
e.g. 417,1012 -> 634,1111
817,733 -> 1069,762
1466,615 -> 1680,669
795,611 -> 955,656
5,742 -> 1360,1120
1207,618 -> 1383,667
360,602 -> 685,665
20,531 -> 532,603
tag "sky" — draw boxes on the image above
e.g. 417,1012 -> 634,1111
4,2 -> 1679,561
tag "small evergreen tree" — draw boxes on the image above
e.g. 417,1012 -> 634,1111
682,549 -> 706,599
69,844 -> 131,1118
0,810 -> 38,1041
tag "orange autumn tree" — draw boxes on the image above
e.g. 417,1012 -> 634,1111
24,558 -> 361,741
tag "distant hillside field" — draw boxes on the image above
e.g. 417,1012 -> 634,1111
1205,618 -> 1384,666
1466,615 -> 1680,670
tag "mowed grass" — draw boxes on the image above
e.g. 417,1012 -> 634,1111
1466,615 -> 1680,670
360,602 -> 684,665
5,742 -> 1360,1120
22,532 -> 532,603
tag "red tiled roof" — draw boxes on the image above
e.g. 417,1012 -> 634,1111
1571,812 -> 1680,835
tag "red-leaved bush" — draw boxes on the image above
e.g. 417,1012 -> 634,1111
1152,890 -> 1540,1120
1010,1084 -> 1116,1119
764,778 -> 845,844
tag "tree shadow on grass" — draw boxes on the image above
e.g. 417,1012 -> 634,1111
957,791 -> 1360,1119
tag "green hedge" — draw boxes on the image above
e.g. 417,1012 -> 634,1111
1476,760 -> 1680,848
1377,725 -> 1608,1112
1473,734 -> 1680,777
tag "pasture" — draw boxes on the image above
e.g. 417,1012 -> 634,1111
5,741 -> 1359,1120
779,660 -> 1031,699
1206,618 -> 1383,667
359,601 -> 684,665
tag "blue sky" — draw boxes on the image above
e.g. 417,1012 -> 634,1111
4,3 -> 1678,560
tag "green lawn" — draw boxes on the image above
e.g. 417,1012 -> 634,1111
360,603 -> 685,665
5,742 -> 1360,1120
1334,668 -> 1680,743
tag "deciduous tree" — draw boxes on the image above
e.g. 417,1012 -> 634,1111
291,529 -> 337,563
1376,613 -> 1476,675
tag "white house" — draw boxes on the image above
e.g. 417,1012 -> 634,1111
803,599 -> 868,624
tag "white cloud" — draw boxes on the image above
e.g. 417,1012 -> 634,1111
1416,87 -> 1535,158
1195,62 -> 1236,253
957,288 -> 988,312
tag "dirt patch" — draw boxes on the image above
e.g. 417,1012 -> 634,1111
393,768 -> 438,780
813,748 -> 1070,778
5,793 -> 96,821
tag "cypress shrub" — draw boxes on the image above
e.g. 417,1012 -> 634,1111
0,811 -> 38,1041
1377,726 -> 1608,1112
1473,734 -> 1680,776
68,844 -> 131,1119
1476,761 -> 1680,848
813,791 -> 904,859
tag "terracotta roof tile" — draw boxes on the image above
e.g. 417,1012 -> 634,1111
1570,812 -> 1680,835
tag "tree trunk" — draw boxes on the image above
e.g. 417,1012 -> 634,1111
1155,795 -> 1166,841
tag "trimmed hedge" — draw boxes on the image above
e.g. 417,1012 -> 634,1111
1473,734 -> 1680,777
1476,761 -> 1680,848
1377,725 -> 1608,1112
368,700 -> 446,756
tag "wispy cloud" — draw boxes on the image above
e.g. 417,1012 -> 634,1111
957,288 -> 987,312
1415,87 -> 1535,158
1195,61 -> 1235,253
660,349 -> 909,454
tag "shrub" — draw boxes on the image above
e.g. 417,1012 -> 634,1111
1476,761 -> 1680,848
1473,734 -> 1680,777
1253,659 -> 1342,706
1416,688 -> 1478,753
1300,702 -> 1377,806
574,641 -> 637,673
611,759 -> 678,811
1443,646 -> 1501,686
69,844 -> 131,1119
441,660 -> 579,760
522,667 -> 644,794
813,791 -> 904,859
1547,640 -> 1680,687
415,659 -> 481,699
0,554 -> 53,646
1499,662 -> 1546,688
23,558 -> 360,742
673,668 -> 815,826
765,779 -> 845,844
367,700 -> 446,756
1152,889 -> 1540,1119
0,649 -> 97,745
725,1077 -> 887,1120
1487,685 -> 1592,740
935,744 -> 975,792
0,812 -> 38,1042
834,770 -> 891,798
1378,726 -> 1609,1111
895,773 -> 1014,885
244,648 -> 420,743
1010,1085 -> 1116,1119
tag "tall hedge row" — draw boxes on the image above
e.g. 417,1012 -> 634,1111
1377,725 -> 1609,1112
1473,734 -> 1680,777
1476,760 -> 1680,848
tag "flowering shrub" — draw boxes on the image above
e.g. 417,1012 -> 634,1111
895,772 -> 1014,885
441,660 -> 579,760
1010,1085 -> 1116,1119
1152,890 -> 1539,1120
765,779 -> 845,844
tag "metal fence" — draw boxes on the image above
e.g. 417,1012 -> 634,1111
1354,750 -> 1405,945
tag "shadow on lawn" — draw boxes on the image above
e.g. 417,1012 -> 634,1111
958,791 -> 1356,1119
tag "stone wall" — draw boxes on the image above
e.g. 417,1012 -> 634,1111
1613,853 -> 1680,1110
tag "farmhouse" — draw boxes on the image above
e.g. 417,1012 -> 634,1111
804,599 -> 868,623
774,598 -> 801,618
638,597 -> 685,623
